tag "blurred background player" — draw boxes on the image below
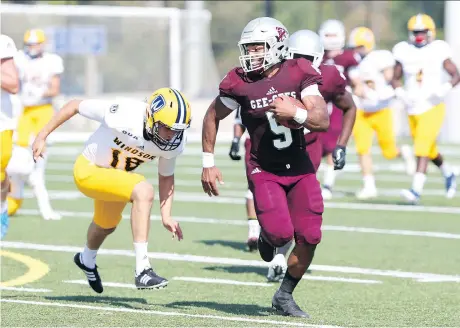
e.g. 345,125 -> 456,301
348,26 -> 415,200
392,14 -> 459,204
228,109 -> 260,252
7,29 -> 63,220
0,34 -> 20,239
317,19 -> 361,200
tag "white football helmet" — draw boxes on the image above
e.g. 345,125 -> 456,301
287,30 -> 324,68
238,17 -> 289,73
318,19 -> 346,51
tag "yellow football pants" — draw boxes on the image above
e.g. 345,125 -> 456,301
0,130 -> 13,182
353,108 -> 399,159
73,155 -> 146,229
16,104 -> 54,147
408,103 -> 445,159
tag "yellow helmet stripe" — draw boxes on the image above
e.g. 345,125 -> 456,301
171,88 -> 187,124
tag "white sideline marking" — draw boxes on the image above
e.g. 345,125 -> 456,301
301,276 -> 381,284
2,241 -> 460,283
0,286 -> 52,293
17,209 -> 460,240
0,299 -> 332,327
17,190 -> 460,214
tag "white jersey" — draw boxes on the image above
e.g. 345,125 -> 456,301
79,98 -> 185,176
15,50 -> 64,107
0,34 -> 17,132
353,50 -> 396,112
393,40 -> 452,115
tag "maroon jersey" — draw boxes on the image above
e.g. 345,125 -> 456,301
220,58 -> 322,176
322,49 -> 360,84
304,63 -> 347,144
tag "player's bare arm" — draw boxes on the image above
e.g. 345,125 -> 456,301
300,94 -> 329,131
391,61 -> 404,88
42,75 -> 61,98
201,97 -> 233,197
333,91 -> 357,147
444,58 -> 460,87
32,99 -> 83,160
158,172 -> 183,241
1,57 -> 19,94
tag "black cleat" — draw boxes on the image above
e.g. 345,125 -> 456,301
74,252 -> 103,294
258,233 -> 275,262
135,268 -> 169,290
272,289 -> 309,318
247,237 -> 258,252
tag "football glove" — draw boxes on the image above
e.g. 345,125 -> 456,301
332,145 -> 346,170
229,137 -> 241,161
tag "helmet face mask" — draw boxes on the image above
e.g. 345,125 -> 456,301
238,17 -> 289,73
144,88 -> 191,151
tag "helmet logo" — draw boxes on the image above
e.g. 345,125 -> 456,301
150,95 -> 166,113
276,27 -> 287,42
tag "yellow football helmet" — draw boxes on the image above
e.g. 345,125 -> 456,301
23,29 -> 46,58
348,27 -> 375,54
407,14 -> 436,47
144,87 -> 192,151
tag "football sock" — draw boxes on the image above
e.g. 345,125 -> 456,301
412,172 -> 426,194
134,242 -> 151,275
363,175 -> 376,190
323,164 -> 336,188
277,239 -> 293,257
279,270 -> 301,294
248,218 -> 259,239
81,245 -> 97,269
439,163 -> 453,178
1,200 -> 7,214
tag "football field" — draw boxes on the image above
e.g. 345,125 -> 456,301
1,141 -> 460,327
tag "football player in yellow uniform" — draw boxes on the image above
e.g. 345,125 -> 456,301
32,87 -> 192,293
8,29 -> 63,220
0,34 -> 20,239
348,27 -> 415,199
392,14 -> 460,203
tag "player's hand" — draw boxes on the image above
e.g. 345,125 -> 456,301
201,167 -> 224,197
229,138 -> 241,161
31,133 -> 47,162
268,94 -> 296,120
332,145 -> 346,170
162,217 -> 183,241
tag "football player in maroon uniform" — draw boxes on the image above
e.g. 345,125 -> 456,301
202,17 -> 328,318
317,19 -> 361,199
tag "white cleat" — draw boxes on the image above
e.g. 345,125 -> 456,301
42,211 -> 62,221
321,187 -> 333,200
400,189 -> 420,204
267,254 -> 287,282
355,187 -> 378,200
400,144 -> 416,176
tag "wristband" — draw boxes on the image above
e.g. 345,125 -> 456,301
202,152 -> 215,168
293,107 -> 308,124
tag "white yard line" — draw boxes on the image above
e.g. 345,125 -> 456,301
0,286 -> 52,293
16,209 -> 460,239
0,299 -> 332,327
16,190 -> 460,214
2,241 -> 459,283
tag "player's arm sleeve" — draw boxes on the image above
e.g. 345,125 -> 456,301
52,55 -> 64,75
158,156 -> 177,177
298,58 -> 324,98
77,99 -> 112,123
0,35 -> 17,59
437,40 -> 453,62
377,51 -> 396,71
219,70 -> 241,111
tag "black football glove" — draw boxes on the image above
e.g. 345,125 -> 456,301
332,145 -> 346,170
229,138 -> 241,161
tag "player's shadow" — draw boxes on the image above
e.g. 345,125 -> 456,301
198,239 -> 248,252
45,295 -> 148,309
164,301 -> 273,317
203,265 -> 312,277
